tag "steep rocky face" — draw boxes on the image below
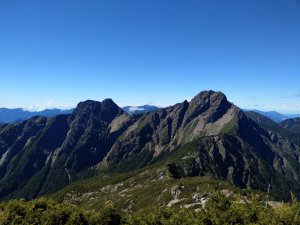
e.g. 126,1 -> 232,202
104,94 -> 300,199
61,99 -> 130,172
104,91 -> 239,169
0,116 -> 56,198
183,91 -> 232,125
245,111 -> 278,128
236,112 -> 300,185
0,99 -> 133,199
245,111 -> 300,146
167,111 -> 300,199
168,135 -> 262,190
280,118 -> 300,133
104,100 -> 189,168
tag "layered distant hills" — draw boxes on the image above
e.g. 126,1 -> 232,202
0,90 -> 300,202
0,108 -> 73,124
244,109 -> 300,123
1,105 -> 299,124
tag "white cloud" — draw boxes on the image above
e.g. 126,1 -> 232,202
22,100 -> 74,112
129,106 -> 145,112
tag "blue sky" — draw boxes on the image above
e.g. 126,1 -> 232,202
0,0 -> 299,113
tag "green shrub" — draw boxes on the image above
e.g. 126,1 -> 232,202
1,194 -> 300,225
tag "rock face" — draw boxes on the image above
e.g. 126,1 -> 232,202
0,90 -> 300,200
280,118 -> 300,133
105,91 -> 239,169
0,99 -> 133,199
245,111 -> 300,146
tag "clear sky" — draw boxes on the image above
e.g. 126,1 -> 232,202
0,0 -> 299,113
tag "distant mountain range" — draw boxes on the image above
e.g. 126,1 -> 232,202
0,105 -> 159,124
0,108 -> 74,124
1,105 -> 299,125
1,90 -> 300,202
244,109 -> 300,123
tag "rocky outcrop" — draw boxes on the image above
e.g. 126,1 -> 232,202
280,118 -> 300,133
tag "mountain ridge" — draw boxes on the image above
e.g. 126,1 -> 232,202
244,109 -> 300,123
280,118 -> 300,133
2,105 -> 299,124
0,90 -> 300,201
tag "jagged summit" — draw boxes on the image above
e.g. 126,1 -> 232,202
190,90 -> 227,102
74,98 -> 120,112
190,91 -> 229,110
74,100 -> 102,115
184,90 -> 233,124
72,98 -> 124,123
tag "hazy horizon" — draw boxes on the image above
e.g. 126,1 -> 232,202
1,90 -> 300,115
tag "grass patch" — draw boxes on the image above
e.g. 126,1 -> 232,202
219,117 -> 238,135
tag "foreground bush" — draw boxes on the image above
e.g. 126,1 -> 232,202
1,194 -> 300,224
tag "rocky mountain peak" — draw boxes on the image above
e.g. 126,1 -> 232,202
190,90 -> 227,105
99,98 -> 124,122
101,98 -> 122,113
72,99 -> 123,123
74,100 -> 102,114
184,90 -> 232,124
